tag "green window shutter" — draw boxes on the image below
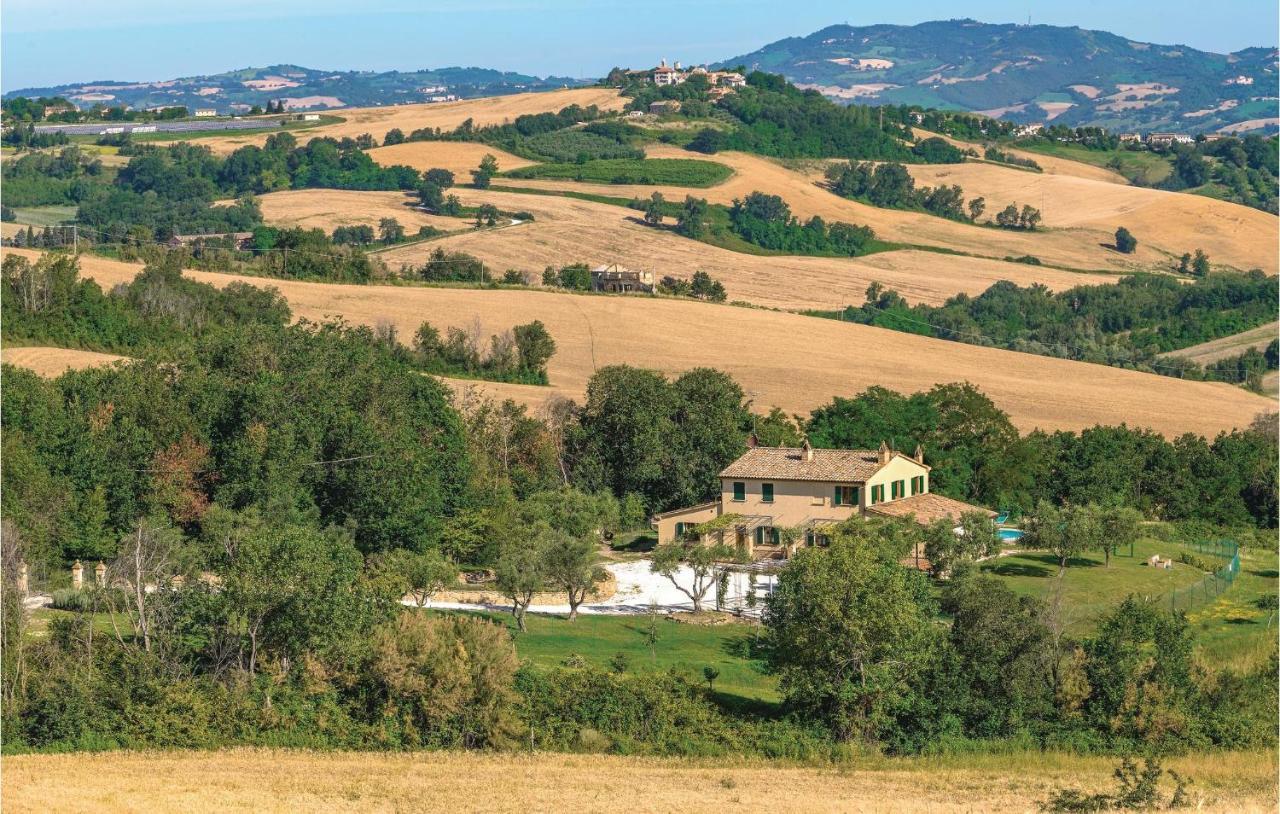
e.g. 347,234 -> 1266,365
762,483 -> 774,502
675,522 -> 685,537
733,481 -> 745,501
754,526 -> 764,545
853,486 -> 861,505
771,528 -> 780,545
833,486 -> 842,506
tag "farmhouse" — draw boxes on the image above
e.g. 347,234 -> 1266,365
193,108 -> 217,118
167,232 -> 254,250
649,100 -> 682,114
653,60 -> 684,87
1147,132 -> 1194,146
1118,132 -> 1142,143
590,264 -> 654,293
652,439 -> 993,559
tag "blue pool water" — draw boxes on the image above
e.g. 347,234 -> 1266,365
998,528 -> 1025,542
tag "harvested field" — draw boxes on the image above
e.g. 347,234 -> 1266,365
485,144 -> 1226,273
16,249 -> 1271,438
905,161 -> 1278,273
910,128 -> 1127,183
373,186 -> 1116,310
366,141 -> 535,177
4,748 -> 1275,814
239,189 -> 467,234
173,88 -> 625,155
1,346 -> 129,376
1159,322 -> 1279,365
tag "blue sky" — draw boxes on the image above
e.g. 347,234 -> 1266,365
4,0 -> 1277,91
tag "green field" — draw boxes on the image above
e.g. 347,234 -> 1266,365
448,609 -> 777,704
505,158 -> 734,187
978,536 -> 1228,631
1187,546 -> 1279,670
1016,141 -> 1173,186
8,205 -> 77,226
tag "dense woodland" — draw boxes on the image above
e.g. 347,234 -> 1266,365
820,274 -> 1279,388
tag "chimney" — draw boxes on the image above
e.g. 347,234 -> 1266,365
72,560 -> 84,590
914,444 -> 924,465
95,561 -> 107,587
746,432 -> 759,448
879,440 -> 890,465
801,438 -> 814,462
675,61 -> 682,70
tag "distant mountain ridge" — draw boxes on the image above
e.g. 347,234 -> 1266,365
716,19 -> 1278,133
4,64 -> 585,113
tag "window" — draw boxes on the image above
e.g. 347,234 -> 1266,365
891,480 -> 905,500
770,527 -> 780,545
870,484 -> 885,504
832,485 -> 858,506
675,522 -> 685,538
761,483 -> 774,503
732,481 -> 745,502
911,475 -> 926,495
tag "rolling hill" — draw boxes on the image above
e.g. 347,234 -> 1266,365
3,64 -> 587,114
9,249 -> 1271,439
718,20 -> 1279,134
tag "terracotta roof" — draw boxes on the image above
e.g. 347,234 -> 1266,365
866,493 -> 995,525
719,446 -> 913,482
651,500 -> 719,520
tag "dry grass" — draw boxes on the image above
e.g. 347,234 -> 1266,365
179,88 -> 625,155
13,249 -> 1271,438
491,144 -> 1277,274
374,186 -> 1117,310
367,141 -> 536,177
1159,321 -> 1279,365
1,346 -> 129,376
906,161 -> 1278,274
3,748 -> 1275,814
239,189 -> 466,234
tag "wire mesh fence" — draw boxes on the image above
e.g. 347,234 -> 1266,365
1166,539 -> 1240,614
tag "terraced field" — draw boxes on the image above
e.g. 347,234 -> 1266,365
12,249 -> 1270,438
1,346 -> 129,376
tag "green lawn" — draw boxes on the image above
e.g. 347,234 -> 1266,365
978,536 -> 1225,632
1015,141 -> 1173,186
1186,546 -> 1279,670
505,158 -> 733,187
442,609 -> 777,704
9,205 -> 77,226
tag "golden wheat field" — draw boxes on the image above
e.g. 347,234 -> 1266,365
910,127 -> 1128,183
3,748 -> 1276,814
1158,321 -> 1280,365
180,87 -> 625,155
10,249 -> 1270,437
1,346 -> 129,376
359,186 -> 1118,310
237,189 -> 468,234
367,140 -> 536,177
483,143 -> 1277,274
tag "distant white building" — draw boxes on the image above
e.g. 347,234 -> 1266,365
1147,132 -> 1194,147
193,109 -> 217,118
1014,123 -> 1044,137
653,59 -> 684,86
1225,75 -> 1254,86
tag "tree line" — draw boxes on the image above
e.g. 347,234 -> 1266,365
821,273 -> 1278,388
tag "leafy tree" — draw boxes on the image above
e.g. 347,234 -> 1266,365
495,529 -> 547,631
1026,502 -> 1102,573
1192,249 -> 1211,277
370,613 -> 519,747
686,127 -> 726,154
474,204 -> 499,227
512,320 -> 556,373
968,196 -> 986,221
375,548 -> 458,607
471,154 -> 499,188
541,529 -> 600,620
676,196 -> 708,239
383,128 -> 406,146
1097,506 -> 1142,568
423,167 -> 455,189
643,191 -> 665,225
1114,226 -> 1137,254
378,217 -> 405,244
650,539 -> 733,613
764,522 -> 935,741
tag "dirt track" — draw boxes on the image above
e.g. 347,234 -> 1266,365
12,249 -> 1270,438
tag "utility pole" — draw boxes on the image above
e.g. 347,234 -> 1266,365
73,224 -> 78,253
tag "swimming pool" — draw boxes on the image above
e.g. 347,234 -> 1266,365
998,528 -> 1024,542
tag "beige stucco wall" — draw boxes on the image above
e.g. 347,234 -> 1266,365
864,455 -> 929,507
719,477 -> 860,529
652,502 -> 721,544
